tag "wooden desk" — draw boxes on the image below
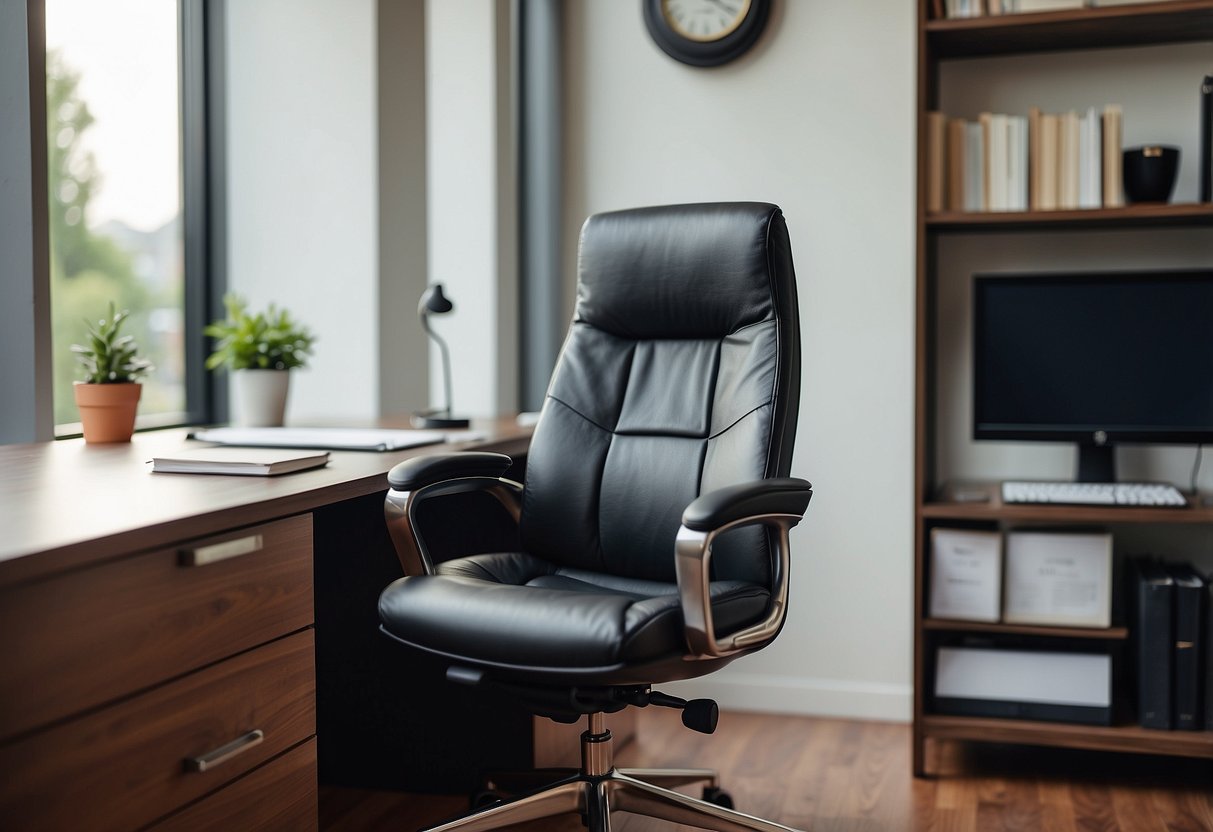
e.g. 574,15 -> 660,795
0,420 -> 531,831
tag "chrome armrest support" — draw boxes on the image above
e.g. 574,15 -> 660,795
674,512 -> 803,659
384,477 -> 523,576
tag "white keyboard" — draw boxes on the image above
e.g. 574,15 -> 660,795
1001,481 -> 1188,508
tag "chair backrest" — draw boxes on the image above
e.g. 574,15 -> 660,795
520,203 -> 800,586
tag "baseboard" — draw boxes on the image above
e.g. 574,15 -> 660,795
661,672 -> 912,722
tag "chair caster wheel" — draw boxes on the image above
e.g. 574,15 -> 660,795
703,786 -> 734,809
469,789 -> 503,809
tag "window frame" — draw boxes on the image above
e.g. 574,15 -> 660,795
45,0 -> 226,436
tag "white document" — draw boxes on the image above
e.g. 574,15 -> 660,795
929,528 -> 1003,622
1004,531 -> 1113,628
190,426 -> 448,452
936,647 -> 1111,707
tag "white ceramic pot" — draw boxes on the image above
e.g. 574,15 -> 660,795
231,369 -> 291,427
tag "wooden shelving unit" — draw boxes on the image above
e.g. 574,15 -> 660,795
926,202 -> 1213,232
913,1 -> 1213,776
922,714 -> 1213,759
923,618 -> 1129,640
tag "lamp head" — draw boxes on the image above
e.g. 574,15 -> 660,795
419,283 -> 454,316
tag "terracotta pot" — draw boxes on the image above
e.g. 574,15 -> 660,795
73,382 -> 142,443
231,369 -> 291,427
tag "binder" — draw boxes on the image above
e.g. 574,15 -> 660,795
1169,565 -> 1205,730
1207,570 -> 1213,731
1133,559 -> 1174,729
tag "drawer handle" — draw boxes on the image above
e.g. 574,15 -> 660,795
179,534 -> 264,567
184,729 -> 265,772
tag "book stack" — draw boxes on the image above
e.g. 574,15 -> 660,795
936,0 -> 1085,19
926,105 -> 1124,214
1131,558 -> 1210,731
933,0 -> 1183,19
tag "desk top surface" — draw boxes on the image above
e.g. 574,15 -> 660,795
0,419 -> 531,587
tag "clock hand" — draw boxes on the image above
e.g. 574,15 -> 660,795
703,0 -> 738,14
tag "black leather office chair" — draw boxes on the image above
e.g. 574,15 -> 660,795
379,202 -> 813,832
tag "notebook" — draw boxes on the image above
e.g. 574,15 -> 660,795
150,447 -> 331,476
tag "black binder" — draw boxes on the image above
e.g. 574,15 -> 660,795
1207,570 -> 1213,731
1133,559 -> 1174,729
1168,564 -> 1205,731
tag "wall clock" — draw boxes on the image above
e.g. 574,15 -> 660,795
643,0 -> 772,68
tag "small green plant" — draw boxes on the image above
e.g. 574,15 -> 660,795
70,302 -> 153,383
205,294 -> 315,371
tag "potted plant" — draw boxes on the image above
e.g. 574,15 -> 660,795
70,303 -> 154,443
205,294 -> 315,427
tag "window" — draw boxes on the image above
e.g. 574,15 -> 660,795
45,0 -> 218,432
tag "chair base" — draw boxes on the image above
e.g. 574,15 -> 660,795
421,714 -> 802,832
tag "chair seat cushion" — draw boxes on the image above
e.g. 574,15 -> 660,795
378,552 -> 770,670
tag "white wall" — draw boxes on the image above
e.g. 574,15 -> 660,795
563,1 -> 918,720
226,0 -> 380,423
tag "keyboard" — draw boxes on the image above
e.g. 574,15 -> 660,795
1001,481 -> 1188,508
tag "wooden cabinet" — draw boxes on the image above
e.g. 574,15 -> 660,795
0,515 -> 317,829
913,1 -> 1213,775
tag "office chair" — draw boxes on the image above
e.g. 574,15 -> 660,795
379,202 -> 812,832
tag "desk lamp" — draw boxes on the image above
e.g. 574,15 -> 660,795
413,283 -> 469,429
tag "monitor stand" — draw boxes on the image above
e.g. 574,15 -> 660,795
1076,443 -> 1116,483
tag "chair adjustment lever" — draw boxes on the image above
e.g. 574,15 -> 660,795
646,690 -> 719,735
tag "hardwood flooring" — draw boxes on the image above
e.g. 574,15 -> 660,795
320,709 -> 1213,831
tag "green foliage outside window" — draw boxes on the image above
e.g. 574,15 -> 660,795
47,50 -> 182,425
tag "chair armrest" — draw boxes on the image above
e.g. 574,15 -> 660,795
384,452 -> 521,577
675,478 -> 813,659
681,478 -> 813,531
387,452 -> 513,491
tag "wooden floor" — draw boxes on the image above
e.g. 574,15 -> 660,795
320,709 -> 1213,831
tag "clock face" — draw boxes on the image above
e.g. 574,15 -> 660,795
661,0 -> 753,43
644,0 -> 771,68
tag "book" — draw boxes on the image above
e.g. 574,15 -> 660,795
1028,107 -> 1042,210
189,426 -> 448,452
1169,564 -> 1206,730
964,122 -> 985,212
1008,115 -> 1028,211
947,118 -> 967,212
1102,105 -> 1124,207
1078,107 -> 1101,209
927,112 -> 948,214
150,446 -> 331,476
1058,111 -> 1080,210
1010,0 -> 1084,10
1134,559 -> 1174,729
1039,113 -> 1059,210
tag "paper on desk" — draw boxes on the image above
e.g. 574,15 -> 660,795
190,426 -> 449,452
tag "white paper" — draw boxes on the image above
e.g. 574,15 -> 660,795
190,426 -> 448,452
929,528 -> 1003,622
1003,531 -> 1112,628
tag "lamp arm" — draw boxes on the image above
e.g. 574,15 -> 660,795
420,312 -> 454,418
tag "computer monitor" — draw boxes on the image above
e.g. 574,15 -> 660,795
972,269 -> 1213,483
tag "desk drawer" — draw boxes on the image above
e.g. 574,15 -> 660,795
150,739 -> 318,832
0,630 -> 315,832
0,514 -> 313,740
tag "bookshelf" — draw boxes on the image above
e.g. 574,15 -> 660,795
913,1 -> 1213,776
